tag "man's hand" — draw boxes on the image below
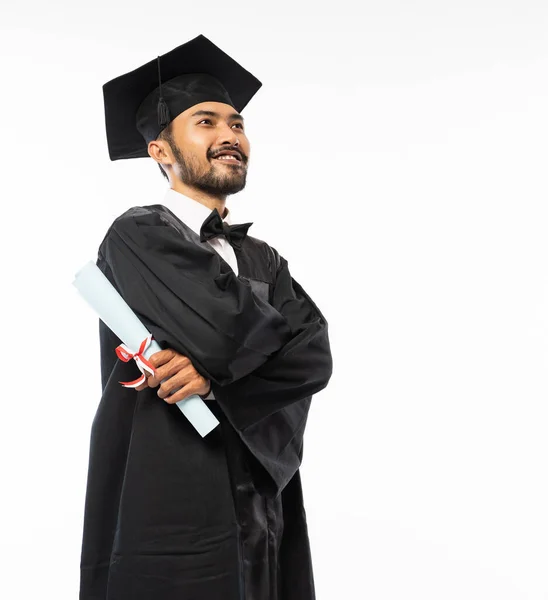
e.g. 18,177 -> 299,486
134,349 -> 211,404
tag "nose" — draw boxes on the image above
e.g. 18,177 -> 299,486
216,122 -> 240,147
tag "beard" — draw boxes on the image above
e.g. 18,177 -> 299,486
170,141 -> 248,196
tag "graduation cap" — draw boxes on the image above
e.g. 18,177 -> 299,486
102,34 -> 262,161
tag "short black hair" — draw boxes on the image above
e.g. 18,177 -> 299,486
156,122 -> 175,180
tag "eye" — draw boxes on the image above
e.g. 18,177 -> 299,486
232,123 -> 244,130
198,119 -> 212,125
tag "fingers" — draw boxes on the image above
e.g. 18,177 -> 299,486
148,348 -> 178,369
143,350 -> 208,404
147,354 -> 191,388
135,381 -> 148,391
162,381 -> 206,405
156,366 -> 196,399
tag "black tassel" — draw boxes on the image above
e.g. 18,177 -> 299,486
156,55 -> 170,128
157,96 -> 170,128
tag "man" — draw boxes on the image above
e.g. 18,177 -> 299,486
79,34 -> 333,600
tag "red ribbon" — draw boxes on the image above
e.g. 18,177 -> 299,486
115,335 -> 157,388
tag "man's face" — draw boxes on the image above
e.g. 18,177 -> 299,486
159,101 -> 250,196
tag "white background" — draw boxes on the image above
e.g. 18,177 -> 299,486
1,1 -> 547,598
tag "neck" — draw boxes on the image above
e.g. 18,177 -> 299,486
170,180 -> 227,217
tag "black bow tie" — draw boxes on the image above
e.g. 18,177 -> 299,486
199,208 -> 253,250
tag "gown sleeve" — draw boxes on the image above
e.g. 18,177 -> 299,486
213,250 -> 333,497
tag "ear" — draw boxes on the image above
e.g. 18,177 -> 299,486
148,139 -> 172,168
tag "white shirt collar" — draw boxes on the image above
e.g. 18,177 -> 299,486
160,187 -> 233,236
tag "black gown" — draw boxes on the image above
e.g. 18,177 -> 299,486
79,204 -> 333,600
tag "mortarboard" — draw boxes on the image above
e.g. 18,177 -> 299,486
102,34 -> 262,161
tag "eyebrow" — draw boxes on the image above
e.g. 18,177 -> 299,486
190,109 -> 245,123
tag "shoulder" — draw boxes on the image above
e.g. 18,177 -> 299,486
105,204 -> 171,235
97,205 -> 166,258
244,233 -> 283,275
112,204 -> 166,227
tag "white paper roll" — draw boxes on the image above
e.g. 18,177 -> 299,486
73,260 -> 219,438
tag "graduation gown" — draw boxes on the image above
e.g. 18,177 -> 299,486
79,204 -> 333,600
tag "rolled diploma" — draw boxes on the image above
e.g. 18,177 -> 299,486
73,260 -> 219,438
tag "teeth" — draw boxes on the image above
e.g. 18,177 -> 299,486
216,155 -> 239,161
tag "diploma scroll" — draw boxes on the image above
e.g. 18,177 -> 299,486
73,261 -> 220,438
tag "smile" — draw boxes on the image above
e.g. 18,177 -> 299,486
213,156 -> 242,164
